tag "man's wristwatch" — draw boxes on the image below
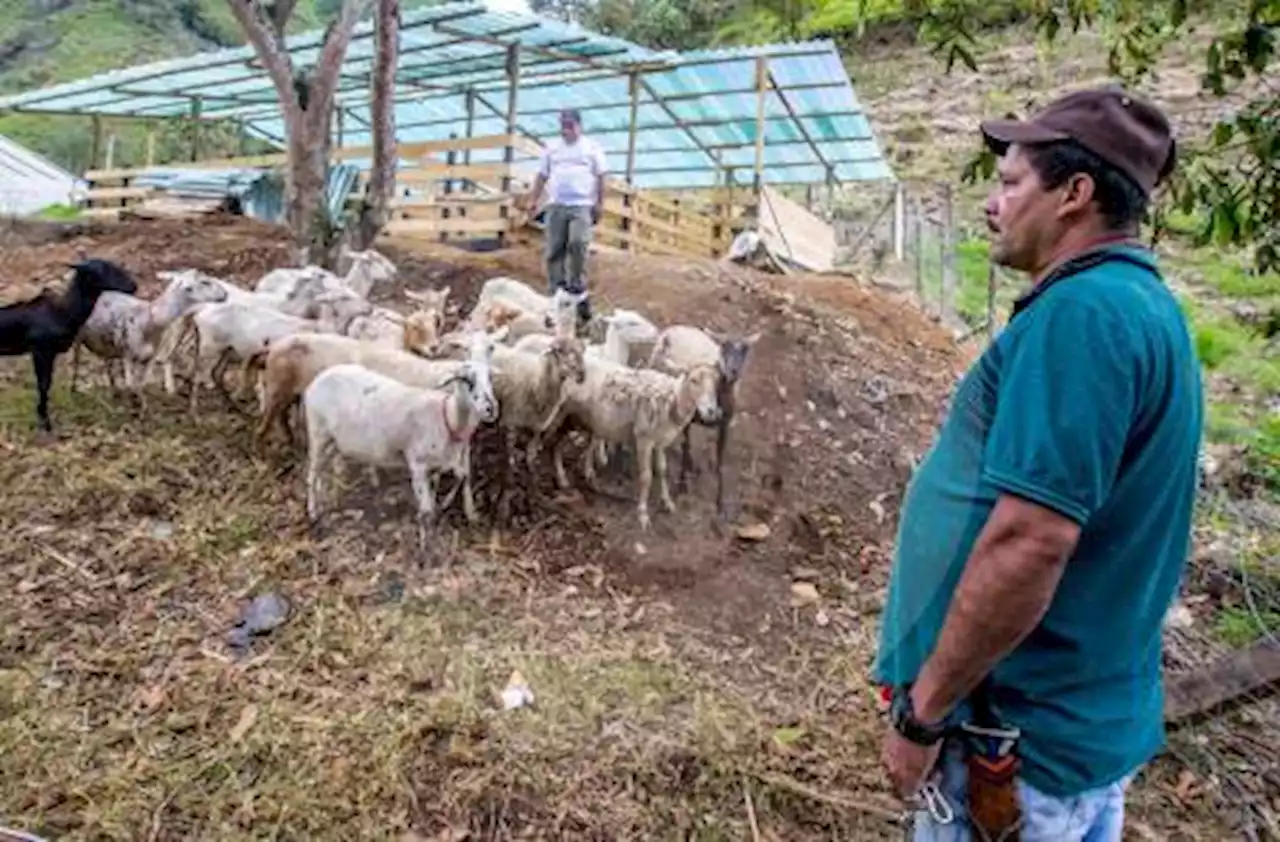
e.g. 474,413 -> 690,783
889,687 -> 948,746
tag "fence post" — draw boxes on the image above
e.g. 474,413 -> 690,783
893,181 -> 906,261
940,182 -> 957,323
914,212 -> 924,304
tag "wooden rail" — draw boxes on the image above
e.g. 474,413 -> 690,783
78,133 -> 728,260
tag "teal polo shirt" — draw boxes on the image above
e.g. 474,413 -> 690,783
872,243 -> 1204,796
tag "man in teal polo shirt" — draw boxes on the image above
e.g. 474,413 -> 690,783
874,87 -> 1204,841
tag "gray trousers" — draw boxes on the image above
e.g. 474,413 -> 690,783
544,203 -> 592,294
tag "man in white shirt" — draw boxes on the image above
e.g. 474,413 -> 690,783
522,109 -> 608,321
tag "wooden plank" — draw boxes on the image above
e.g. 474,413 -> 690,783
595,225 -> 714,260
386,217 -> 514,236
757,184 -> 837,272
86,186 -> 153,202
753,55 -> 768,195
1165,639 -> 1280,724
408,162 -> 512,181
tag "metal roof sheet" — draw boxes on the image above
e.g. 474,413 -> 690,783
0,3 -> 893,187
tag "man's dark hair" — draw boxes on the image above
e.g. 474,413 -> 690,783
1024,140 -> 1148,230
560,108 -> 582,125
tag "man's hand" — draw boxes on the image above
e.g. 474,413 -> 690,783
881,725 -> 942,799
591,203 -> 602,225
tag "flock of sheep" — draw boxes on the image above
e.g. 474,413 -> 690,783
1,248 -> 760,548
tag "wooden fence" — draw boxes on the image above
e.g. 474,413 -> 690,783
78,134 -> 752,261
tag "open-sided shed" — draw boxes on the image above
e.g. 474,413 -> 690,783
0,3 -> 894,258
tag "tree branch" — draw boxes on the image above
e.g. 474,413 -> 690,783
269,0 -> 300,38
307,0 -> 374,127
355,0 -> 400,248
225,0 -> 300,116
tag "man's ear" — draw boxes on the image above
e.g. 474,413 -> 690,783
1058,173 -> 1097,218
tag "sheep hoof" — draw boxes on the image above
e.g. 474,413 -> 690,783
638,510 -> 651,531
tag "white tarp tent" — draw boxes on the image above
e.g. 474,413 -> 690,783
0,135 -> 78,216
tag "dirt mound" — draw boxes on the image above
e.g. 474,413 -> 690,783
1,217 -> 965,639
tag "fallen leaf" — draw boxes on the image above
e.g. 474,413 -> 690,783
139,685 -> 167,711
772,726 -> 807,747
791,565 -> 820,581
1173,768 -> 1198,803
229,704 -> 259,744
868,499 -> 886,524
736,523 -> 771,542
790,582 -> 820,605
815,609 -> 831,627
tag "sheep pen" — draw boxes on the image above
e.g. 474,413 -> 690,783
0,215 -> 1249,841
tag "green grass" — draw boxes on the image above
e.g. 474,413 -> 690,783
35,203 -> 82,221
1215,606 -> 1280,648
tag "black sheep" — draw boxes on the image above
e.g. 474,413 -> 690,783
0,259 -> 138,432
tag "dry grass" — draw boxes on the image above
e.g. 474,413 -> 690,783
0,371 -> 907,841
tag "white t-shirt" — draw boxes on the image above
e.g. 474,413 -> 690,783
538,136 -> 608,207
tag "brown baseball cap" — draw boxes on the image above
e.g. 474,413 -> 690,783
980,86 -> 1177,195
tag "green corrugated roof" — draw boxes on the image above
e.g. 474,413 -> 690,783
0,3 -> 893,188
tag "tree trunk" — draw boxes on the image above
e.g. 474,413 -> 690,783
225,0 -> 369,267
353,0 -> 400,251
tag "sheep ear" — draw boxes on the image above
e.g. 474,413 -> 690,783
744,330 -> 763,346
490,324 -> 511,343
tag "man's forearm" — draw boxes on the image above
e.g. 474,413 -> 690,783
910,495 -> 1077,723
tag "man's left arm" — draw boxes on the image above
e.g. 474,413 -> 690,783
911,299 -> 1139,725
592,143 -> 608,224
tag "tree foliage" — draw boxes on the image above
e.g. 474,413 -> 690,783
940,0 -> 1279,272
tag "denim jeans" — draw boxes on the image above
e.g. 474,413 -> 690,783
911,743 -> 1137,842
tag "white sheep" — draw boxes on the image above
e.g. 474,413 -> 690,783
70,270 -> 229,396
485,337 -> 587,511
339,248 -> 398,298
517,307 -> 661,469
150,269 -> 342,395
648,325 -> 761,515
466,278 -> 584,341
313,287 -> 445,354
256,326 -> 502,450
303,358 -> 498,546
188,294 -> 367,412
539,355 -> 721,529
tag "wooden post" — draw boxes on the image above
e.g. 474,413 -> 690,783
752,55 -> 768,200
442,133 -> 456,243
941,182 -> 957,323
145,124 -> 156,167
623,72 -> 640,252
88,115 -> 103,174
190,96 -> 203,162
335,106 -> 345,150
914,213 -> 924,302
893,181 -> 906,261
500,43 -> 519,246
104,131 -> 116,171
463,89 -> 476,169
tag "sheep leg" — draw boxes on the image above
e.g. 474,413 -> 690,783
70,341 -> 81,393
715,413 -> 732,518
498,429 -> 517,523
634,438 -> 654,531
367,466 -> 381,489
235,357 -> 257,401
408,460 -> 437,554
677,425 -> 694,494
305,430 -> 334,533
105,357 -> 120,392
655,445 -> 676,514
580,435 -> 601,491
462,464 -> 478,524
32,348 -> 56,433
